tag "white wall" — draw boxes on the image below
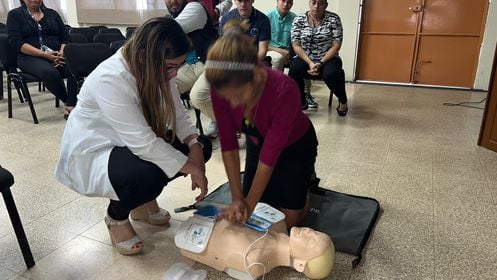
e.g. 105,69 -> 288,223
475,0 -> 497,90
65,0 -> 496,90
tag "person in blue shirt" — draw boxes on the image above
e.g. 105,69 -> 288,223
220,0 -> 271,62
266,0 -> 296,71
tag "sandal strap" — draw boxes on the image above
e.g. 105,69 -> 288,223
105,215 -> 131,226
114,235 -> 143,250
149,208 -> 170,221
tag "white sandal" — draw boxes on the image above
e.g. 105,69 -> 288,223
104,215 -> 143,255
130,200 -> 171,226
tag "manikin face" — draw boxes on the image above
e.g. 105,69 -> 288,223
218,82 -> 256,108
235,0 -> 255,19
309,0 -> 328,18
289,227 -> 330,260
165,0 -> 186,17
277,0 -> 293,16
23,0 -> 42,11
164,54 -> 187,80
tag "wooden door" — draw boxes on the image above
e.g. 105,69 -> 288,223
356,0 -> 420,83
479,45 -> 497,152
414,0 -> 488,87
356,0 -> 488,88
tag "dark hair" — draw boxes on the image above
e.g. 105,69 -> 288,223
122,16 -> 191,141
205,20 -> 258,90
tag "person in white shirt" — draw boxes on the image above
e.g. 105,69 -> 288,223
165,0 -> 225,138
55,17 -> 212,256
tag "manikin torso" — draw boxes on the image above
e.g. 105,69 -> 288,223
181,219 -> 290,279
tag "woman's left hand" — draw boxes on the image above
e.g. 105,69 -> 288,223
307,62 -> 321,76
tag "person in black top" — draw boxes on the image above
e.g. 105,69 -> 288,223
7,0 -> 77,119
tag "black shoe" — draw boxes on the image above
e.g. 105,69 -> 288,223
336,103 -> 348,116
306,95 -> 318,109
302,100 -> 309,111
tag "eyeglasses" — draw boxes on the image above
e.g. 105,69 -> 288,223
166,61 -> 186,74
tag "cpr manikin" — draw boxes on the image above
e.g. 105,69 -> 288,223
179,219 -> 335,280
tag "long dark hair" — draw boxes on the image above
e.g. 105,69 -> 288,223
122,16 -> 191,141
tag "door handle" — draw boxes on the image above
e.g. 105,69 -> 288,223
409,5 -> 423,12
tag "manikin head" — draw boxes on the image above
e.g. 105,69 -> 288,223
234,0 -> 255,19
164,0 -> 187,18
276,0 -> 293,17
290,227 -> 335,279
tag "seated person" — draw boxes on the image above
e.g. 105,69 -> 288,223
180,219 -> 335,279
288,0 -> 348,115
205,20 -> 318,228
7,0 -> 78,119
266,0 -> 296,71
165,0 -> 219,137
190,0 -> 271,138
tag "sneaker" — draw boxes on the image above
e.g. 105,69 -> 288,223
306,94 -> 318,109
204,120 -> 217,138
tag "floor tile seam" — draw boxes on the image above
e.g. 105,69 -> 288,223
372,128 -> 395,198
479,156 -> 497,205
0,264 -> 16,276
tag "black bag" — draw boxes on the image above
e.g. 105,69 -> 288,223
175,175 -> 380,268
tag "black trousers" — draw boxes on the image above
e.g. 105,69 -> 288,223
107,135 -> 212,220
17,54 -> 78,106
288,56 -> 348,106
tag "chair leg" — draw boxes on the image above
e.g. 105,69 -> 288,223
14,80 -> 24,103
0,71 -> 3,100
328,92 -> 333,107
55,97 -> 60,108
21,82 -> 39,124
7,76 -> 12,118
194,108 -> 203,135
2,189 -> 35,268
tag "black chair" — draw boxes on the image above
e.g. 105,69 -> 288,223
69,27 -> 98,43
99,28 -> 122,35
69,33 -> 88,44
125,27 -> 137,39
93,33 -> 125,46
89,25 -> 107,32
109,40 -> 125,53
0,34 -> 59,124
64,43 -> 113,90
0,23 -> 6,33
64,24 -> 71,33
0,165 -> 35,269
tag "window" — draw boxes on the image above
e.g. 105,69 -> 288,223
77,0 -> 166,25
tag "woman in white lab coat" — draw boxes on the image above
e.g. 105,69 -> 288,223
55,17 -> 211,255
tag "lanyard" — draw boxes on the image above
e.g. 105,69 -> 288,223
26,8 -> 44,47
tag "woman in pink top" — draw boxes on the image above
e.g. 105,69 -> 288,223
205,20 -> 318,228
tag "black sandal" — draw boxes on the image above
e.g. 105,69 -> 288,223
336,103 -> 348,117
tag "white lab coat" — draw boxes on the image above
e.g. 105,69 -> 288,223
54,51 -> 197,200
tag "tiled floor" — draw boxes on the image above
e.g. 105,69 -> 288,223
0,81 -> 496,280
